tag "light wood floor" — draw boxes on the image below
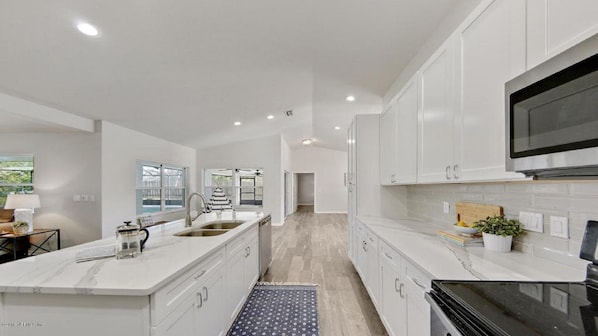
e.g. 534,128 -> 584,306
262,205 -> 388,336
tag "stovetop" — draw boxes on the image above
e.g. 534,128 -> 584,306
433,280 -> 598,336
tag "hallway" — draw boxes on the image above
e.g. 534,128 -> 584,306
262,205 -> 388,335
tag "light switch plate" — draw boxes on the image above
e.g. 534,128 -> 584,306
520,211 -> 544,233
550,216 -> 569,238
443,202 -> 450,214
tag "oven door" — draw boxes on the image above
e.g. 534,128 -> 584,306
426,292 -> 464,336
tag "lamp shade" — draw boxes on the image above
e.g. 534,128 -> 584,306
4,194 -> 41,209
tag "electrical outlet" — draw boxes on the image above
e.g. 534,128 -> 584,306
550,216 -> 569,238
443,202 -> 450,214
519,211 -> 544,233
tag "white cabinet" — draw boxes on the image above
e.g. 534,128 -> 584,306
380,102 -> 398,185
378,240 -> 431,336
348,115 -> 381,261
355,221 -> 380,309
152,250 -> 226,336
527,0 -> 598,69
226,227 -> 259,321
453,0 -> 527,181
379,241 -> 404,336
395,76 -> 419,184
418,36 -> 457,183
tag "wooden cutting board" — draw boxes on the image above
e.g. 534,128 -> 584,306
456,202 -> 503,225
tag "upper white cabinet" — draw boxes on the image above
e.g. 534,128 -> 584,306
527,0 -> 598,69
418,36 -> 457,183
380,102 -> 398,185
454,0 -> 527,181
395,76 -> 419,184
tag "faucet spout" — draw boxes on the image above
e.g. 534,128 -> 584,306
185,192 -> 211,227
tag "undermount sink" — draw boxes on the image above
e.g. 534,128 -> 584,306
174,229 -> 229,237
200,220 -> 245,230
174,220 -> 246,237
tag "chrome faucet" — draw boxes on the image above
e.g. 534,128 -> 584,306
185,192 -> 211,227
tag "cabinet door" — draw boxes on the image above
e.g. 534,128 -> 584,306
379,248 -> 405,336
404,278 -> 430,336
245,234 -> 260,293
418,37 -> 456,183
380,102 -> 398,185
455,0 -> 527,181
226,243 -> 247,322
395,76 -> 419,184
197,267 -> 226,336
527,0 -> 598,69
153,293 -> 199,336
356,222 -> 367,279
365,230 -> 380,309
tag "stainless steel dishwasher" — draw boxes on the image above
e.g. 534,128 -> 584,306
259,215 -> 272,278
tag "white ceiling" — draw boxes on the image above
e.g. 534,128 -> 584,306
0,0 -> 465,151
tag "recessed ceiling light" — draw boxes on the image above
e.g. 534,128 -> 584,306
346,95 -> 356,102
267,115 -> 274,120
76,22 -> 99,37
334,126 -> 341,130
301,139 -> 312,145
233,121 -> 242,126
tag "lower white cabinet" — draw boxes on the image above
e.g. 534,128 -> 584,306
226,226 -> 259,321
152,250 -> 226,336
356,231 -> 431,336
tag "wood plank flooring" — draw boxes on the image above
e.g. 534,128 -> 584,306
262,205 -> 388,336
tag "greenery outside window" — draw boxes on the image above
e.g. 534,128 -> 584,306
203,168 -> 263,210
0,155 -> 34,207
136,161 -> 186,215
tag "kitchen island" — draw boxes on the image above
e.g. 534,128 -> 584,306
0,211 -> 266,336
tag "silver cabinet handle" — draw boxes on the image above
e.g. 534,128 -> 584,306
362,240 -> 367,252
410,277 -> 427,290
203,286 -> 208,302
390,174 -> 396,184
399,283 -> 405,298
384,252 -> 393,260
445,165 -> 451,180
194,270 -> 207,280
196,292 -> 203,308
394,278 -> 400,292
453,164 -> 459,179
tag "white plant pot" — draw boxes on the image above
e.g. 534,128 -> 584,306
482,232 -> 513,252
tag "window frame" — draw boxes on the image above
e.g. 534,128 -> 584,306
203,168 -> 263,210
0,154 -> 35,208
136,160 -> 187,216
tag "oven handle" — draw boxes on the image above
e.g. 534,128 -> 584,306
425,292 -> 463,336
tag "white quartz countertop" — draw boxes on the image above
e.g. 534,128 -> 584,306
359,216 -> 587,282
0,211 -> 266,296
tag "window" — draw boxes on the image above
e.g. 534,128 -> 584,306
0,154 -> 34,207
203,168 -> 263,210
136,161 -> 187,215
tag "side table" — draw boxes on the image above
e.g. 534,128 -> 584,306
0,228 -> 61,262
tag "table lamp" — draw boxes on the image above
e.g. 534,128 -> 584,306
4,194 -> 41,232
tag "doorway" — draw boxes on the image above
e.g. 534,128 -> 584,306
296,173 -> 314,213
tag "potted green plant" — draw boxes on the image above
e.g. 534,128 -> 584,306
473,215 -> 524,252
11,221 -> 29,235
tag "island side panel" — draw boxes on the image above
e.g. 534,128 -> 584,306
0,293 -> 150,336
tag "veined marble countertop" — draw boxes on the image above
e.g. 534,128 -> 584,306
0,211 -> 266,296
358,216 -> 587,282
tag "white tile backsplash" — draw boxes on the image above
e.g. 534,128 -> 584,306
403,180 -> 598,268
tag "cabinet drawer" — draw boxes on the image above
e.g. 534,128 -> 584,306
405,261 -> 431,293
379,240 -> 401,270
227,227 -> 258,256
151,249 -> 224,326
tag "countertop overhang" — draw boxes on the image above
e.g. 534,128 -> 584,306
0,211 -> 266,296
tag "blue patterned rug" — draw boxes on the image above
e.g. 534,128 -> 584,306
227,283 -> 319,336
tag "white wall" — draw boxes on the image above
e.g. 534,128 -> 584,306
0,132 -> 102,247
196,135 -> 284,225
100,121 -> 197,238
297,173 -> 314,205
291,146 -> 347,213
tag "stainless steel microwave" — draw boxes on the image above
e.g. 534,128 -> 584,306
506,34 -> 598,178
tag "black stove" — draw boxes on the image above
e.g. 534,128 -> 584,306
427,221 -> 598,336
